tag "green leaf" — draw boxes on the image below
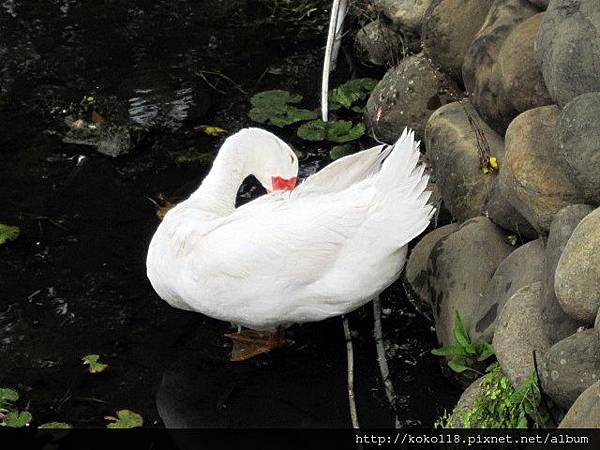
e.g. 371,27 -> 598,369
453,311 -> 472,350
517,412 -> 528,429
82,354 -> 108,374
447,357 -> 470,373
38,422 -> 72,429
3,410 -> 32,428
326,120 -> 366,143
329,144 -> 354,161
105,409 -> 143,429
0,388 -> 19,405
0,224 -> 20,246
478,341 -> 495,361
248,90 -> 316,127
431,345 -> 469,357
297,120 -> 327,141
329,78 -> 378,110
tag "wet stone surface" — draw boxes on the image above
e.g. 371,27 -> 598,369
0,0 -> 458,427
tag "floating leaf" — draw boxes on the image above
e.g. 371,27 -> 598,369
326,120 -> 366,143
197,125 -> 227,137
329,78 -> 378,109
38,422 -> 72,429
0,388 -> 19,406
297,120 -> 365,143
0,224 -> 20,246
82,354 -> 108,374
297,120 -> 327,141
3,410 -> 32,428
248,90 -> 316,127
329,144 -> 354,161
105,409 -> 143,429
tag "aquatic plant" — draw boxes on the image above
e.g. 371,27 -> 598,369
248,90 -> 318,127
329,78 -> 378,110
297,119 -> 366,143
82,354 -> 109,374
0,224 -> 20,246
105,409 -> 143,429
0,388 -> 32,428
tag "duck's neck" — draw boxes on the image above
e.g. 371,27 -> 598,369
187,144 -> 249,216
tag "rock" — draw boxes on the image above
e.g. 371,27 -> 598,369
377,0 -> 434,31
354,20 -> 405,67
470,240 -> 545,343
63,116 -> 136,158
421,0 -> 494,82
483,178 -> 538,239
528,0 -> 548,8
364,53 -> 460,142
535,0 -> 600,107
559,380 -> 600,428
543,205 -> 593,333
492,282 -> 552,387
558,93 -> 600,204
425,101 -> 504,222
539,329 -> 600,410
462,0 -> 539,132
405,224 -> 459,315
448,377 -> 484,428
499,106 -> 584,232
555,207 -> 600,324
596,310 -> 600,329
429,217 -> 512,347
497,14 -> 552,113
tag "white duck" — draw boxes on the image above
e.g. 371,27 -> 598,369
147,127 -> 432,360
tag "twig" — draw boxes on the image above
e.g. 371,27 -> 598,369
342,316 -> 360,429
373,297 -> 401,428
322,0 -> 341,122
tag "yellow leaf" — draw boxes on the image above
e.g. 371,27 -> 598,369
198,125 -> 227,137
489,156 -> 498,170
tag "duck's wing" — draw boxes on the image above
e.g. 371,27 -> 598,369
189,130 -> 432,288
292,142 -> 389,197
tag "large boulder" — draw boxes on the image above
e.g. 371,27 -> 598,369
425,101 -> 504,222
497,13 -> 552,113
483,178 -> 538,239
447,377 -> 484,428
499,106 -> 584,232
539,328 -> 600,410
405,224 -> 459,315
354,20 -> 405,67
557,93 -> 600,204
462,0 -> 539,132
528,0 -> 548,8
421,0 -> 494,82
535,0 -> 600,107
543,205 -> 593,332
365,53 -> 460,142
377,0 -> 434,31
555,207 -> 600,324
559,380 -> 600,428
492,282 -> 552,387
470,240 -> 545,343
429,217 -> 512,347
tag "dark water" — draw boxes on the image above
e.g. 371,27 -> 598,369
0,0 -> 459,429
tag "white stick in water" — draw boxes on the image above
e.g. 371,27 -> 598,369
343,316 -> 360,429
321,0 -> 349,122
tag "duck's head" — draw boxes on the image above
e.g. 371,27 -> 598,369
229,128 -> 298,192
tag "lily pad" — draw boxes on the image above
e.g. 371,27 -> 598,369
3,410 -> 32,428
0,388 -> 19,406
329,78 -> 378,109
82,354 -> 108,374
105,409 -> 143,429
197,125 -> 227,137
329,144 -> 355,161
0,224 -> 20,246
38,422 -> 72,429
248,90 -> 317,127
297,120 -> 366,143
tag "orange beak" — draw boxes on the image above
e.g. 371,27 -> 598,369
271,176 -> 297,191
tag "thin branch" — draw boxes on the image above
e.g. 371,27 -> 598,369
342,316 -> 360,429
373,296 -> 401,428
